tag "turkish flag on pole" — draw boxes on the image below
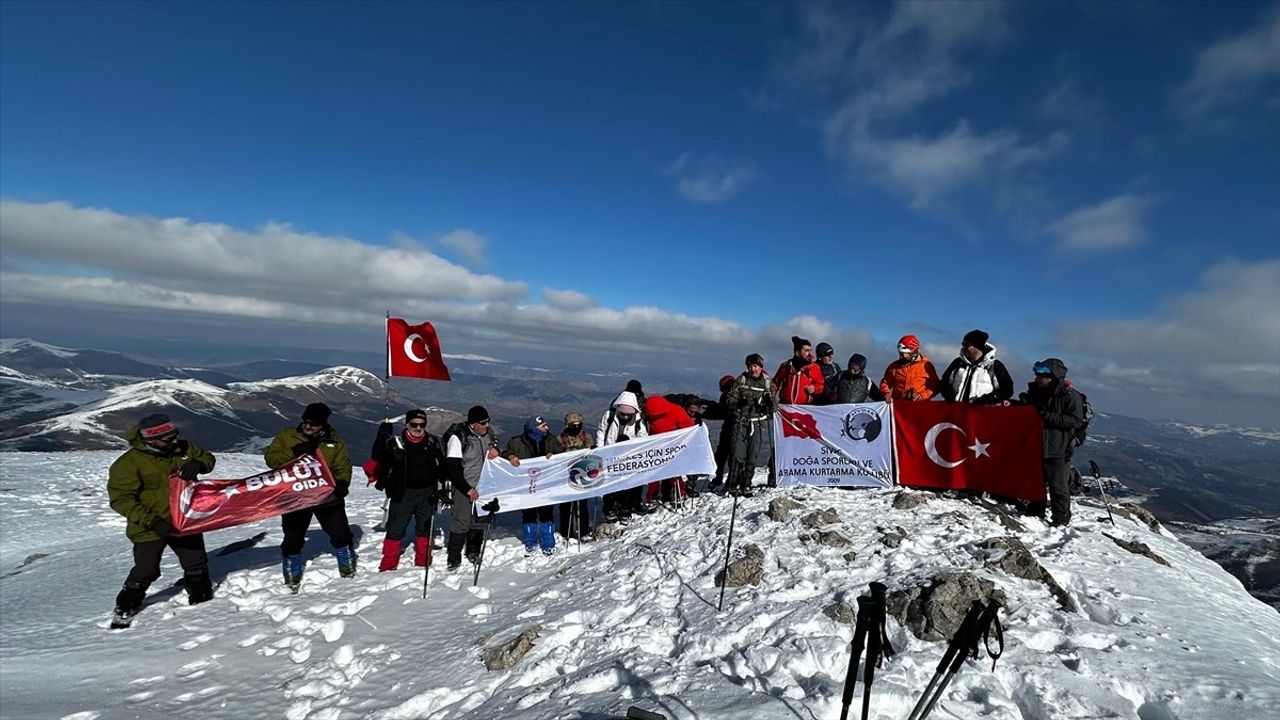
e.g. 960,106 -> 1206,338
894,402 -> 1045,501
386,318 -> 451,380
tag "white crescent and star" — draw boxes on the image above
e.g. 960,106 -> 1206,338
923,423 -> 992,468
403,333 -> 430,363
180,481 -> 233,520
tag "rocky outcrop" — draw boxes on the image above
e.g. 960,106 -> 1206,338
715,544 -> 764,587
886,573 -> 1008,641
768,496 -> 804,522
976,537 -> 1076,612
482,626 -> 541,670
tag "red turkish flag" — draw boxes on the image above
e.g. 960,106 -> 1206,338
169,454 -> 338,535
894,402 -> 1045,501
778,407 -> 822,440
387,318 -> 451,380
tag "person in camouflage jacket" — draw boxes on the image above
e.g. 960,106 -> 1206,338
264,402 -> 355,586
725,353 -> 776,496
107,413 -> 216,621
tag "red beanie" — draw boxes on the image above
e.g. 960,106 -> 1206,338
898,335 -> 921,352
719,374 -> 735,392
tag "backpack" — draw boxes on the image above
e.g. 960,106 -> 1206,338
1066,384 -> 1094,447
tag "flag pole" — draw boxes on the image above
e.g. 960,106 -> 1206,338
383,311 -> 392,419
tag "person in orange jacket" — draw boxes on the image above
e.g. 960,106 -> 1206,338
880,334 -> 941,401
772,336 -> 825,404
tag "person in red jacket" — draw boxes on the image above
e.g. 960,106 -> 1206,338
642,395 -> 695,507
880,334 -> 941,401
772,336 -> 825,404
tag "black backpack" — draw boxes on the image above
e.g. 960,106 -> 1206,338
1071,388 -> 1094,447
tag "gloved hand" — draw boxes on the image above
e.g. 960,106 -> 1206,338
178,460 -> 204,481
150,518 -> 176,539
292,438 -> 320,456
173,439 -> 190,454
332,483 -> 349,499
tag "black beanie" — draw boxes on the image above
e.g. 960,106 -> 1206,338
745,353 -> 765,367
467,405 -> 490,424
625,379 -> 643,394
302,402 -> 332,425
962,329 -> 990,348
791,335 -> 811,351
405,408 -> 427,423
849,353 -> 867,368
816,342 -> 834,357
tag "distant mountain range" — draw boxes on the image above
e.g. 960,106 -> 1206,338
2,337 -> 1276,606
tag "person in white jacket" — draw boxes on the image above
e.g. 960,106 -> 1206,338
597,390 -> 649,522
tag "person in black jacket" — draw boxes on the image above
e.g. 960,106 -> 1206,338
505,415 -> 563,555
833,353 -> 885,404
941,329 -> 1015,405
814,342 -> 840,404
709,374 -> 737,491
1020,358 -> 1085,526
373,409 -> 447,572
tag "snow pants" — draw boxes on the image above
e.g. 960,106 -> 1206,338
1043,457 -> 1072,525
280,501 -> 352,556
385,488 -> 436,542
730,417 -> 773,492
125,534 -> 208,588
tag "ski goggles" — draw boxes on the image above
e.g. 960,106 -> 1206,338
1033,363 -> 1053,377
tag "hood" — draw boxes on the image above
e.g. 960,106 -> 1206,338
125,426 -> 146,451
962,344 -> 998,364
1043,357 -> 1069,382
612,391 -> 641,413
643,395 -> 684,424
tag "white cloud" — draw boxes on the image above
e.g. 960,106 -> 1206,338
1057,258 -> 1280,403
0,201 -> 525,304
1043,194 -> 1155,252
1176,7 -> 1280,117
665,153 -> 758,204
0,200 -> 887,363
438,229 -> 488,269
780,1 -> 1065,213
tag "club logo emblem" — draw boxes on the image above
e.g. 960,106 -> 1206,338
841,407 -> 882,443
567,455 -> 606,490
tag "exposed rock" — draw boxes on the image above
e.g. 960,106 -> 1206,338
892,491 -> 929,510
886,573 -> 1008,641
594,522 -> 625,540
1120,503 -> 1163,533
21,553 -> 48,566
768,496 -> 804,522
715,543 -> 764,587
823,601 -> 856,624
813,530 -> 852,548
1105,533 -> 1171,567
801,508 -> 842,529
879,526 -> 908,548
482,626 -> 541,670
842,551 -> 859,563
976,537 -> 1076,612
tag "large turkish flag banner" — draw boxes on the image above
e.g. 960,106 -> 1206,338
894,402 -> 1045,501
170,454 -> 337,535
387,318 -> 451,380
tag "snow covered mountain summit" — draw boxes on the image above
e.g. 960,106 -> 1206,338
1,451 -> 1276,720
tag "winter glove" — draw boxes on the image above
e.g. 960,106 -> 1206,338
178,460 -> 205,481
172,439 -> 190,454
292,438 -> 321,456
332,483 -> 349,499
150,518 -> 176,539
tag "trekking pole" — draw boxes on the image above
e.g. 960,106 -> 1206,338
912,600 -> 1003,720
1089,460 -> 1115,526
906,601 -> 984,720
838,595 -> 872,720
861,582 -> 895,720
422,500 -> 436,599
471,499 -> 500,587
716,491 -> 741,611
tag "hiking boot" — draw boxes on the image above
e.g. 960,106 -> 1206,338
114,580 -> 147,618
184,567 -> 214,605
378,538 -> 402,572
282,554 -> 303,589
334,546 -> 356,578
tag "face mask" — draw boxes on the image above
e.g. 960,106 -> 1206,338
567,423 -> 583,435
617,413 -> 637,426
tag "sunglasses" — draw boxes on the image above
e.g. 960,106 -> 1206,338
146,432 -> 180,444
407,422 -> 426,429
472,420 -> 490,426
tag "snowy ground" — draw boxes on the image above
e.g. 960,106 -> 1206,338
1,451 -> 1278,720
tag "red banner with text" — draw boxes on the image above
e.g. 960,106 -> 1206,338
170,453 -> 337,535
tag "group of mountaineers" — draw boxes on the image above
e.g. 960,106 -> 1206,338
104,329 -> 1087,626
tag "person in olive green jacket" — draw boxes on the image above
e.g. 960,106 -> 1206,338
107,413 -> 216,624
264,402 -> 355,589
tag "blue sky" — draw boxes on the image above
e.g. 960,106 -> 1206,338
1,1 -> 1277,426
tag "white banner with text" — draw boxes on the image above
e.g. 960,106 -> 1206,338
772,403 -> 894,488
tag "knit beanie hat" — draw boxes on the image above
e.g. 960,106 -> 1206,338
564,411 -> 584,425
848,353 -> 867,369
625,379 -> 643,395
405,408 -> 427,423
815,342 -> 834,357
897,335 -> 921,353
719,374 -> 736,392
962,329 -> 990,348
302,402 -> 332,425
745,353 -> 765,367
467,405 -> 490,424
792,336 -> 811,351
138,413 -> 177,439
